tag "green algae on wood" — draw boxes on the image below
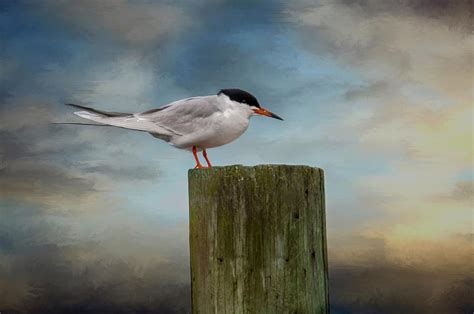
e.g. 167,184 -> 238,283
189,165 -> 329,314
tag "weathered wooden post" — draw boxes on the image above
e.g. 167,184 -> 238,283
188,165 -> 328,313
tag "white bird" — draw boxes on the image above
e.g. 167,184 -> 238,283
65,89 -> 283,168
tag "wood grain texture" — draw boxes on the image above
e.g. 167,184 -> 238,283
188,165 -> 328,314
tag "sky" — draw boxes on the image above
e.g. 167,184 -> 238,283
0,0 -> 472,313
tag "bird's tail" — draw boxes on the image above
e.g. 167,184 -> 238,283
65,104 -> 157,132
67,103 -> 131,120
52,122 -> 112,127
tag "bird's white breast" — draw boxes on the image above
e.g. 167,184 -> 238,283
170,97 -> 251,149
204,107 -> 249,147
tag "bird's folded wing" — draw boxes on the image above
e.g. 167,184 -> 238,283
137,96 -> 221,136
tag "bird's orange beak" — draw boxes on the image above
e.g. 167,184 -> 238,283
253,107 -> 284,120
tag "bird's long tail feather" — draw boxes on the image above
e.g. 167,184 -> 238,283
65,103 -> 132,118
64,103 -> 163,133
52,122 -> 109,127
51,122 -> 148,132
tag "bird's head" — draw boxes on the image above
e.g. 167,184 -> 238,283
218,88 -> 283,120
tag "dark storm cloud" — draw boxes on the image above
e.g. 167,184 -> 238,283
289,0 -> 472,30
0,104 -> 93,205
0,213 -> 190,313
327,233 -> 474,314
0,160 -> 96,203
0,102 -> 160,208
1,222 -> 471,313
339,0 -> 472,30
329,263 -> 473,314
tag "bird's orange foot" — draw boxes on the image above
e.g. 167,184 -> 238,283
194,164 -> 205,169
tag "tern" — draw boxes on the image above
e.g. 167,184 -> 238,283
65,89 -> 283,168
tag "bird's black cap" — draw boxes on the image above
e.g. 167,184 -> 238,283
218,89 -> 261,108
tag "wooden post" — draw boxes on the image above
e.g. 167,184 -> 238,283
188,165 -> 329,313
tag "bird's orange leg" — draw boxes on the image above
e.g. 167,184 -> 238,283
192,146 -> 204,169
202,149 -> 212,168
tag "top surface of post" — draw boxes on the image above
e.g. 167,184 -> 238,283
188,164 -> 323,176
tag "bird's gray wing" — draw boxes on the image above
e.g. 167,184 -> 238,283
137,96 -> 221,136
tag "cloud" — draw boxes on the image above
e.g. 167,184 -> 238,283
81,164 -> 159,181
0,160 -> 96,207
286,0 -> 473,238
30,0 -> 193,49
428,180 -> 473,206
330,263 -> 473,314
0,211 -> 191,313
287,0 -> 473,98
1,214 -> 471,313
0,98 -> 160,211
337,0 -> 472,30
328,233 -> 473,313
449,181 -> 473,202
